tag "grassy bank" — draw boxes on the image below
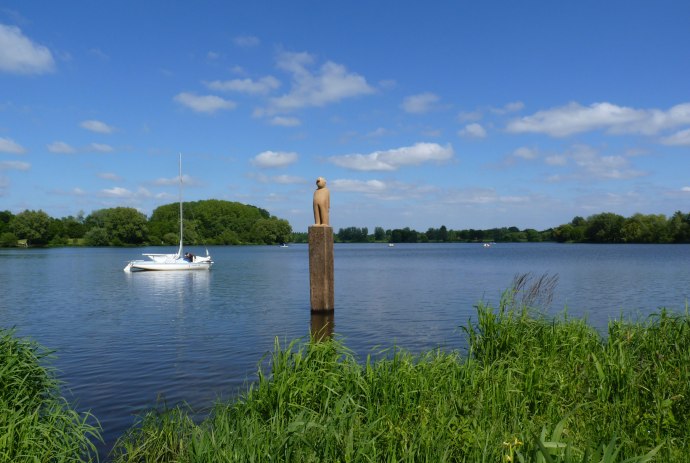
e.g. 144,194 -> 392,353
109,298 -> 689,462
3,294 -> 688,462
0,329 -> 101,462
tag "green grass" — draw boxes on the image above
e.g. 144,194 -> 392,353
4,275 -> 687,462
0,329 -> 101,463
109,293 -> 689,462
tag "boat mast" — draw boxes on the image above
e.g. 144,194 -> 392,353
177,153 -> 184,258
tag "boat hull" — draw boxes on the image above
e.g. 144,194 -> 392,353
124,259 -> 212,272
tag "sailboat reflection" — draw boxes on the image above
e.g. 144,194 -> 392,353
124,269 -> 211,299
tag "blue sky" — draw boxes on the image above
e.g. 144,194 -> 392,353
1,1 -> 689,232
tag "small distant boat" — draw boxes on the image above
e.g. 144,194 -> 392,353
483,243 -> 491,248
280,243 -> 289,248
124,154 -> 213,272
388,243 -> 395,247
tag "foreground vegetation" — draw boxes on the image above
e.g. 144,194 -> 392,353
0,329 -> 100,462
3,278 -> 688,461
109,301 -> 688,461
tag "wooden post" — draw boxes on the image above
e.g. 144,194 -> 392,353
308,226 -> 334,312
310,311 -> 334,341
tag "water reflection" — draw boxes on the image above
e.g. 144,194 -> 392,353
310,311 -> 334,341
124,270 -> 211,298
4,244 -> 690,460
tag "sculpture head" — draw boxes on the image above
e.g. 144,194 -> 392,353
316,177 -> 326,189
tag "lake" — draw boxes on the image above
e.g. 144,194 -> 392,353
1,243 -> 689,457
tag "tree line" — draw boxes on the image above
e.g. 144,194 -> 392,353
5,208 -> 690,248
0,200 -> 292,247
290,211 -> 690,244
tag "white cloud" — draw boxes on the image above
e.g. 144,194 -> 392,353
328,142 -> 454,172
0,137 -> 26,154
174,92 -> 237,113
513,147 -> 537,160
681,187 -> 690,192
100,186 -> 152,199
490,101 -> 524,114
545,154 -> 567,166
248,172 -> 306,185
331,179 -> 387,193
457,110 -> 482,122
233,35 -> 260,47
0,24 -> 55,74
251,150 -> 298,168
422,128 -> 442,137
101,187 -> 131,198
443,188 -> 500,205
98,172 -> 121,181
0,160 -> 30,170
87,143 -> 114,153
401,92 -> 440,114
661,128 -> 690,146
367,127 -> 391,138
553,145 -> 646,180
153,174 -> 197,186
459,123 -> 487,138
265,51 -> 374,113
80,120 -> 115,134
89,48 -> 109,61
205,76 -> 280,95
50,187 -> 88,196
269,116 -> 301,127
570,145 -> 628,179
273,174 -> 305,184
47,141 -> 76,153
507,101 -> 690,137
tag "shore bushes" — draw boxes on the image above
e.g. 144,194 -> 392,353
0,329 -> 100,462
109,298 -> 689,462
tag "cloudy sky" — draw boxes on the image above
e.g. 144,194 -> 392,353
1,1 -> 689,232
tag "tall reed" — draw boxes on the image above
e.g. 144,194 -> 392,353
0,328 -> 101,462
110,283 -> 689,461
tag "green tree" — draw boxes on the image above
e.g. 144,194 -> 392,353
83,227 -> 110,246
337,227 -> 369,242
250,218 -> 292,244
552,224 -> 574,242
0,210 -> 13,235
584,212 -> 625,243
60,213 -> 86,240
0,232 -> 18,247
668,211 -> 690,243
425,227 -> 437,241
10,210 -> 52,246
524,228 -> 541,242
85,207 -> 148,245
438,225 -> 449,242
291,232 -> 308,243
621,213 -> 670,243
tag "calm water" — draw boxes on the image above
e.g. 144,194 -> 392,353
1,243 -> 690,457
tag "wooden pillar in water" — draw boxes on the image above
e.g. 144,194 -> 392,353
308,226 -> 334,312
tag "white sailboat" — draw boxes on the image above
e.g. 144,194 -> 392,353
124,155 -> 213,272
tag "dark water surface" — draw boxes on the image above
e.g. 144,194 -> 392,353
1,243 -> 689,457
